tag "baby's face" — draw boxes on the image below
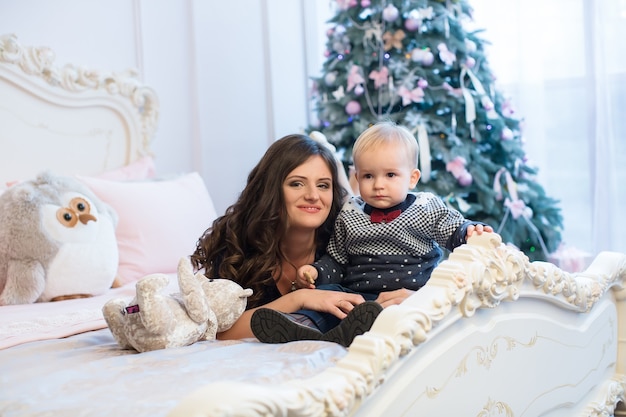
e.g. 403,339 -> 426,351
354,145 -> 420,209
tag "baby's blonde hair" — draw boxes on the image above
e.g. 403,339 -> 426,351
352,121 -> 419,168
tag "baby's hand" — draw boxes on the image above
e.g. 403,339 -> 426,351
296,265 -> 318,289
466,224 -> 494,238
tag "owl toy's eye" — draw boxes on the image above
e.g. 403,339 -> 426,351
56,208 -> 78,227
69,197 -> 91,214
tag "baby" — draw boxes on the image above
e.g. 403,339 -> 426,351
298,121 -> 494,298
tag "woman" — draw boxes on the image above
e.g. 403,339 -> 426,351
191,134 -> 412,347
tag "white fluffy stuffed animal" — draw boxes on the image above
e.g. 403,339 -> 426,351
103,257 -> 252,353
0,172 -> 119,305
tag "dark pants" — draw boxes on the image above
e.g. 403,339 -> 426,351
296,284 -> 378,333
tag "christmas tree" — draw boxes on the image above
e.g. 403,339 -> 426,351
308,0 -> 563,261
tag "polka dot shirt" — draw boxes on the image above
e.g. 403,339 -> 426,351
314,193 -> 478,294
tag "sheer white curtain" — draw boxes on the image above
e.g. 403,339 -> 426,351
470,0 -> 626,255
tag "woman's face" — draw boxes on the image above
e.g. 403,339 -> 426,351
283,155 -> 333,231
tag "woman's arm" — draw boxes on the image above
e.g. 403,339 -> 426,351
217,288 -> 367,340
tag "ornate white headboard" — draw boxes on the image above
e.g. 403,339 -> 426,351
0,34 -> 159,184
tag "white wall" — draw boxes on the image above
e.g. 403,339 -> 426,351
0,0 -> 333,213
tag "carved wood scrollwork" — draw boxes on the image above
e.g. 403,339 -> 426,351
0,33 -> 159,154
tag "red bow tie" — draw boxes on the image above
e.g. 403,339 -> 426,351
370,209 -> 401,223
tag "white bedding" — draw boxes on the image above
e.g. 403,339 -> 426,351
0,276 -> 348,417
1,333 -> 346,417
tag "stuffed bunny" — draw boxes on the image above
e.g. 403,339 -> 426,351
103,257 -> 252,353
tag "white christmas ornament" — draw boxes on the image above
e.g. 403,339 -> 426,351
324,72 -> 337,86
382,5 -> 399,22
465,39 -> 477,53
422,51 -> 435,66
411,49 -> 426,62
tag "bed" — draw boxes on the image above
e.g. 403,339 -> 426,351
1,34 -> 625,417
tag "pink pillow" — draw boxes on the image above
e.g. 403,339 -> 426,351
0,157 -> 155,192
78,172 -> 217,285
96,156 -> 157,181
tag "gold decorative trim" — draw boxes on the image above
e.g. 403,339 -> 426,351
478,398 -> 514,417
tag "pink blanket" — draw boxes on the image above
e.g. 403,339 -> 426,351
0,279 -> 160,350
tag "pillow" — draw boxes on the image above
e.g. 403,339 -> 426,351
96,156 -> 157,181
0,156 -> 155,195
78,172 -> 217,285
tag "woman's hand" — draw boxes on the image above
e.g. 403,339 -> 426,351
375,288 -> 415,308
217,288 -> 365,340
296,289 -> 365,319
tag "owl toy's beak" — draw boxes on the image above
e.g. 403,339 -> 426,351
79,213 -> 97,225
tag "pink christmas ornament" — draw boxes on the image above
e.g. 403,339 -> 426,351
361,0 -> 370,6
382,5 -> 399,22
417,78 -> 428,89
405,9 -> 422,31
336,0 -> 350,11
404,17 -> 420,32
354,84 -> 364,95
465,56 -> 476,68
446,157 -> 467,176
345,100 -> 362,115
501,99 -> 516,118
458,171 -> 473,186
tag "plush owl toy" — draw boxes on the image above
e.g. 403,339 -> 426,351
0,172 -> 119,305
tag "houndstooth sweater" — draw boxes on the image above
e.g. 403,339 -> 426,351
313,193 -> 480,294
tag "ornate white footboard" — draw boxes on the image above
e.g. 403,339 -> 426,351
170,234 -> 626,417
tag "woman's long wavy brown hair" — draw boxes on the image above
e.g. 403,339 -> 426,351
190,134 -> 347,308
